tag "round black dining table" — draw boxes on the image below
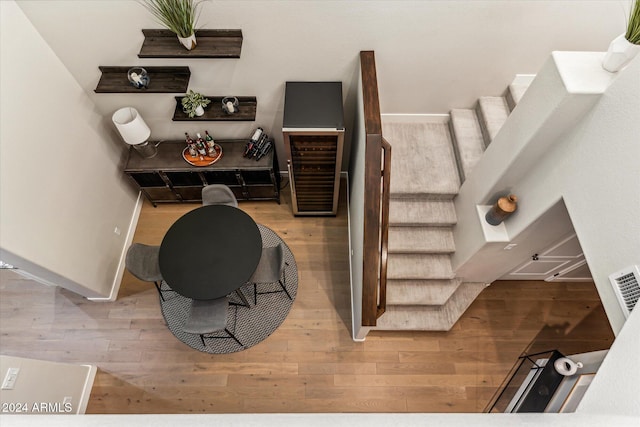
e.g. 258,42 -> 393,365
158,205 -> 262,300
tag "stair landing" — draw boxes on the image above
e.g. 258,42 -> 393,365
382,120 -> 460,198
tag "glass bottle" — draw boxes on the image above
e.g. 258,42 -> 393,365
204,130 -> 215,148
195,133 -> 207,159
185,132 -> 197,157
244,127 -> 263,157
204,131 -> 216,157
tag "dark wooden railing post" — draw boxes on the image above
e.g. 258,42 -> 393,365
360,51 -> 391,326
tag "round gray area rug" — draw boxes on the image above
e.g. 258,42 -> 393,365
159,224 -> 297,353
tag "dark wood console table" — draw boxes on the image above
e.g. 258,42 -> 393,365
124,139 -> 280,206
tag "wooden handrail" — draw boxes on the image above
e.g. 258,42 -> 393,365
378,137 -> 392,319
361,51 -> 391,326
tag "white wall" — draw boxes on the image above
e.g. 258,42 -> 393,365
576,299 -> 640,416
15,1 -> 627,170
0,1 -> 140,298
0,355 -> 96,415
451,52 -> 640,334
348,67 -> 370,341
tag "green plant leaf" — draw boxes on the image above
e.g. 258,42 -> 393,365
626,0 -> 640,44
181,90 -> 210,117
140,0 -> 205,38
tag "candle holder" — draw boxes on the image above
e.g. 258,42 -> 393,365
127,67 -> 150,89
221,96 -> 239,115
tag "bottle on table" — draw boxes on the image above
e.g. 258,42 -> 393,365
204,130 -> 216,157
185,132 -> 197,157
204,130 -> 215,148
194,133 -> 207,159
244,127 -> 263,157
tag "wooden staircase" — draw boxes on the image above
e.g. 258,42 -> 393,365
374,75 -> 535,331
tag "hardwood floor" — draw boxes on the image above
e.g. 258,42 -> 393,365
0,182 -> 614,413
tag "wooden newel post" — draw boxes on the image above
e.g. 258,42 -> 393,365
485,194 -> 518,225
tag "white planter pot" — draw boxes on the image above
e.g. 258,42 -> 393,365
177,33 -> 197,50
602,33 -> 640,72
195,105 -> 205,117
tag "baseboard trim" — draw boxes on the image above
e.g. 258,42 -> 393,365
346,172 -> 357,341
88,191 -> 143,302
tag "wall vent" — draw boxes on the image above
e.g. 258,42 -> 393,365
608,265 -> 640,318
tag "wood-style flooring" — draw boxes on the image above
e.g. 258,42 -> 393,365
0,182 -> 614,413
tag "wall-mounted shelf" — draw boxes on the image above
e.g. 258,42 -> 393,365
138,29 -> 243,58
172,96 -> 257,121
95,66 -> 190,93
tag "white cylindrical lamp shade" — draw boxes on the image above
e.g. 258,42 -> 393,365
112,107 -> 151,145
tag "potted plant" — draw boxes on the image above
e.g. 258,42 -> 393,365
603,0 -> 640,72
141,0 -> 204,50
182,90 -> 211,117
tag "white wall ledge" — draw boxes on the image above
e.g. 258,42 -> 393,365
552,51 -> 617,94
476,205 -> 510,243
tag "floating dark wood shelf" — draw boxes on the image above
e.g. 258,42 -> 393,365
95,66 -> 190,93
138,29 -> 243,58
173,96 -> 257,121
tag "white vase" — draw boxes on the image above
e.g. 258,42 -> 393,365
195,105 -> 205,117
177,33 -> 197,50
602,33 -> 640,72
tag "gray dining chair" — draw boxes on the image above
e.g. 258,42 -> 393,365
250,243 -> 292,305
182,297 -> 244,348
201,184 -> 238,207
125,243 -> 174,301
